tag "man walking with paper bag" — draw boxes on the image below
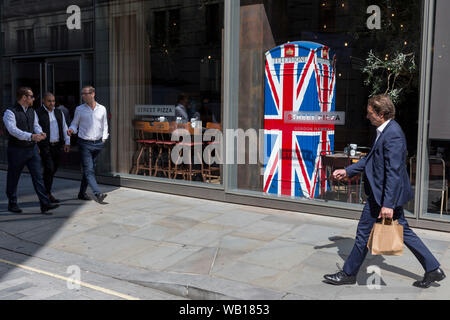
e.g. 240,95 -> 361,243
324,95 -> 445,288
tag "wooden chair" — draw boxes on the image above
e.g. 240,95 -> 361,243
319,150 -> 363,203
410,155 -> 448,216
203,122 -> 222,183
172,123 -> 205,181
132,121 -> 156,176
152,122 -> 177,178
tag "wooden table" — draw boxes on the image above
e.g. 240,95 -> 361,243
320,151 -> 366,203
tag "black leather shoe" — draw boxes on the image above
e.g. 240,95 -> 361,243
8,203 -> 22,214
95,193 -> 107,203
41,203 -> 59,215
413,268 -> 446,288
78,193 -> 91,201
48,194 -> 60,204
324,271 -> 357,286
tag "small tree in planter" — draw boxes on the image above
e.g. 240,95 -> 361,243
362,50 -> 417,104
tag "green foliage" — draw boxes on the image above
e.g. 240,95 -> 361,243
343,1 -> 422,104
362,50 -> 417,104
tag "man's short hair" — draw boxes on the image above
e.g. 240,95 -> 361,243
177,93 -> 188,104
43,92 -> 55,100
368,94 -> 396,120
82,86 -> 95,93
16,87 -> 32,101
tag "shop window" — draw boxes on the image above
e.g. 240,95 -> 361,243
423,0 -> 450,221
318,1 -> 336,33
168,9 -> 180,46
205,3 -> 222,44
154,10 -> 167,47
102,0 -> 224,184
237,0 -> 422,213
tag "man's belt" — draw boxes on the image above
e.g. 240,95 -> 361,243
79,138 -> 103,143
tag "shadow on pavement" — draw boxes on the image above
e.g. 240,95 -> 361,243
0,171 -> 119,282
314,236 -> 423,286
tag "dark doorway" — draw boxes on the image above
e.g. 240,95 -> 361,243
12,56 -> 84,171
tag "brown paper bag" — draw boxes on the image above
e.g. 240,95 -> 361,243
367,219 -> 404,256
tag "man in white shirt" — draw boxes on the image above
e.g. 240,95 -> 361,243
36,92 -> 71,203
2,87 -> 59,214
175,93 -> 190,123
68,86 -> 109,203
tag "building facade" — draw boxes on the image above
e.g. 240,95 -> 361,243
1,0 -> 449,231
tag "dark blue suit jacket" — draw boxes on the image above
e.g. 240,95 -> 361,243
345,120 -> 414,209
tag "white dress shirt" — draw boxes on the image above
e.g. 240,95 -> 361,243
69,103 -> 109,141
2,105 -> 43,141
175,104 -> 189,123
375,119 -> 391,144
43,106 -> 71,145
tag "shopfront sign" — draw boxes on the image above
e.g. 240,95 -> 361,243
285,112 -> 345,125
135,105 -> 175,117
264,41 -> 336,199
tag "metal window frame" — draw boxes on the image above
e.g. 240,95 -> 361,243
415,0 -> 435,222
223,0 -> 239,193
417,0 -> 450,223
3,0 -> 450,232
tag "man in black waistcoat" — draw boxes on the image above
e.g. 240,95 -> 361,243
2,87 -> 59,214
36,92 -> 71,203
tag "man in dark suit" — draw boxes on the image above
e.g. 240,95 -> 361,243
2,87 -> 59,214
324,94 -> 445,289
36,92 -> 71,203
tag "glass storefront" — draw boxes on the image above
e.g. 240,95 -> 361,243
234,0 -> 422,216
0,0 -> 449,229
95,0 -> 224,184
0,0 -> 94,170
421,0 -> 450,221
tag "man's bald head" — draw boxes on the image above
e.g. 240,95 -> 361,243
43,92 -> 56,111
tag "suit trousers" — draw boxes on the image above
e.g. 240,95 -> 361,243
343,197 -> 440,276
6,144 -> 50,206
39,143 -> 62,194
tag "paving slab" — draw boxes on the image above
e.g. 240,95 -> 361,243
212,260 -> 283,288
166,223 -> 236,247
237,240 -> 315,271
230,220 -> 297,242
1,170 -> 450,300
207,211 -> 267,228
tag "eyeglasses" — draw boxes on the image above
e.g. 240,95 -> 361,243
26,95 -> 35,99
81,91 -> 93,95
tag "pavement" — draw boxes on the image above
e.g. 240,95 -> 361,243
0,170 -> 449,300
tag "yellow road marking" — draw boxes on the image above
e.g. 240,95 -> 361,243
0,258 -> 140,300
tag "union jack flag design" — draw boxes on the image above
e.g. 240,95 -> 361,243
264,41 -> 336,199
